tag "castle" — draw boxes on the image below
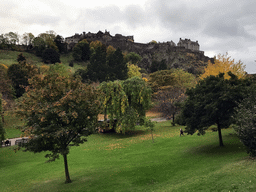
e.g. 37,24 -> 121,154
65,30 -> 202,54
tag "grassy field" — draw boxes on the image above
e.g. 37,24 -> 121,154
1,120 -> 255,192
0,50 -> 86,74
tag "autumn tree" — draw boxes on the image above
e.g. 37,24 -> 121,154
181,72 -> 249,147
149,69 -> 196,122
127,63 -> 142,78
16,64 -> 101,183
200,53 -> 246,80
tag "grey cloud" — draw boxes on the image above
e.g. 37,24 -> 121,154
17,15 -> 62,26
124,5 -> 147,28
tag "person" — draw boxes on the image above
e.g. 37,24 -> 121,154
180,128 -> 184,136
5,139 -> 10,146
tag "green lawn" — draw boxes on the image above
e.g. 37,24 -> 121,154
0,121 -> 255,192
0,50 -> 86,73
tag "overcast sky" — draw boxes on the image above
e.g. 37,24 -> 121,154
1,0 -> 256,73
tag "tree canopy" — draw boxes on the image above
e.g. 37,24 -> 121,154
16,65 -> 101,183
180,72 -> 249,147
200,53 -> 246,80
234,85 -> 256,157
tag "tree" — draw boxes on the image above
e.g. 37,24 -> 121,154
0,64 -> 14,100
150,59 -> 167,73
124,52 -> 142,64
200,53 -> 246,80
149,69 -> 195,123
122,77 -> 152,125
16,66 -> 101,183
99,81 -> 128,132
42,48 -> 60,64
107,48 -> 128,81
17,53 -> 26,63
234,86 -> 256,157
87,45 -> 108,82
181,72 -> 248,147
72,39 -> 91,61
99,77 -> 151,133
7,61 -> 38,97
32,37 -> 46,56
54,35 -> 66,53
127,63 -> 142,78
0,94 -> 5,146
22,32 -> 34,49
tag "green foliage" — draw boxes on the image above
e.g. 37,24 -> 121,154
54,35 -> 66,53
107,48 -> 128,81
150,59 -> 167,73
72,39 -> 90,61
32,37 -> 46,56
234,87 -> 256,157
17,53 -> 26,63
99,80 -> 128,131
181,72 -> 249,146
99,77 -> 151,133
42,48 -> 60,64
7,61 -> 38,97
122,77 -> 152,124
124,52 -> 142,64
16,66 -> 101,183
0,63 -> 14,100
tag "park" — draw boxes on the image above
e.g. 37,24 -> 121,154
0,37 -> 256,191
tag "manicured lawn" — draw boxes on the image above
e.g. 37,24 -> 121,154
0,121 -> 255,192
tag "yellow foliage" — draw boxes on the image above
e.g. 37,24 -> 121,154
106,45 -> 116,57
127,63 -> 142,78
200,53 -> 246,80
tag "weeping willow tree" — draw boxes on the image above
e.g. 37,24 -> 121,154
99,77 -> 152,133
122,77 -> 152,124
99,81 -> 128,132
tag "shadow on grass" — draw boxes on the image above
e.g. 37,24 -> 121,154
98,130 -> 147,139
187,133 -> 246,156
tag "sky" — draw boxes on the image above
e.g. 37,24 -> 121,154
1,0 -> 256,73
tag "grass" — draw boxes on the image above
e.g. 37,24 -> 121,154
0,50 -> 87,74
3,112 -> 24,139
0,120 -> 255,192
0,50 -> 43,67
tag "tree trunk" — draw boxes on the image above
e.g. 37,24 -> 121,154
217,123 -> 224,147
63,154 -> 72,183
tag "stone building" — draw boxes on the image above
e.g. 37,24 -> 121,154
177,38 -> 199,51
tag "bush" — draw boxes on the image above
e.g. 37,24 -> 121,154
42,48 -> 60,64
234,92 -> 256,157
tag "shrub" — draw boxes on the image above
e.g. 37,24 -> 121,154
234,92 -> 256,157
